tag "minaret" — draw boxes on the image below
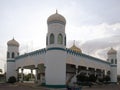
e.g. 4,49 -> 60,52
6,38 -> 19,81
45,11 -> 66,87
107,48 -> 117,83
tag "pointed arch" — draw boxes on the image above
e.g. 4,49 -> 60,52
115,59 -> 117,64
64,36 -> 66,46
46,36 -> 48,45
111,59 -> 114,64
58,33 -> 63,44
50,33 -> 54,44
12,52 -> 15,58
7,52 -> 10,58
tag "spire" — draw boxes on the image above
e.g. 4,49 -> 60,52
73,40 -> 75,46
13,36 -> 14,40
56,9 -> 58,14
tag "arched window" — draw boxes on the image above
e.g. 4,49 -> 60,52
115,59 -> 117,64
46,36 -> 48,45
64,36 -> 66,46
50,33 -> 54,44
111,59 -> 114,64
17,52 -> 19,56
58,33 -> 63,44
12,52 -> 15,58
7,52 -> 10,58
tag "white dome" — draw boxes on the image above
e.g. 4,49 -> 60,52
7,38 -> 19,47
47,11 -> 66,25
107,48 -> 117,55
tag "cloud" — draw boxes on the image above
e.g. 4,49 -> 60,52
79,35 -> 120,74
67,22 -> 120,74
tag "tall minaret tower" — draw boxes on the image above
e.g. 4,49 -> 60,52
107,48 -> 117,83
6,38 -> 19,81
45,11 -> 66,87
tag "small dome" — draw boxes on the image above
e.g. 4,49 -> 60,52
70,45 -> 82,53
107,48 -> 117,55
47,11 -> 66,25
7,38 -> 19,47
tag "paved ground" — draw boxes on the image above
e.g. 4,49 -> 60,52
0,83 -> 48,90
82,84 -> 120,90
0,83 -> 120,90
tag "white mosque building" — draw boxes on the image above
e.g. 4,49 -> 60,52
6,11 -> 117,88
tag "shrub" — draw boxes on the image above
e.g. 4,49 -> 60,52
89,74 -> 96,82
104,75 -> 110,82
8,76 -> 16,83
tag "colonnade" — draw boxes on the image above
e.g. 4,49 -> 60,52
66,64 -> 110,84
16,64 -> 45,84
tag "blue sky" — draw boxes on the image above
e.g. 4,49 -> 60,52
0,0 -> 120,74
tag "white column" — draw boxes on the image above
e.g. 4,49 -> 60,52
86,67 -> 89,77
21,68 -> 24,82
35,66 -> 38,83
30,69 -> 33,80
16,68 -> 19,81
40,74 -> 43,83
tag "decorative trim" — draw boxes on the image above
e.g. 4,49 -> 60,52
15,47 -> 110,66
15,48 -> 46,60
7,60 -> 15,62
47,47 -> 65,51
45,84 -> 66,88
66,48 -> 110,65
48,20 -> 65,25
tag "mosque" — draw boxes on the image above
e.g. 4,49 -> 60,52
6,11 -> 117,88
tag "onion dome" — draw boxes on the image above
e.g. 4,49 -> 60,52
69,41 -> 82,53
47,10 -> 66,25
7,38 -> 19,47
70,45 -> 82,53
107,48 -> 117,55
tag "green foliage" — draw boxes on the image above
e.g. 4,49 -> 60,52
89,74 -> 96,82
77,73 -> 88,82
24,73 -> 35,81
8,76 -> 16,83
104,75 -> 110,82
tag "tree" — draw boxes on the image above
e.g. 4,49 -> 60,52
24,73 -> 35,81
77,73 -> 89,82
89,74 -> 96,82
104,75 -> 110,82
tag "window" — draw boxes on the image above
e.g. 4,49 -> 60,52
7,52 -> 10,58
111,59 -> 114,64
50,33 -> 54,44
58,33 -> 63,44
64,36 -> 66,46
46,36 -> 48,45
115,59 -> 117,64
12,52 -> 15,58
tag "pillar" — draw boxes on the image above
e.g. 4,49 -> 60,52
21,68 -> 24,82
30,69 -> 33,80
35,66 -> 38,83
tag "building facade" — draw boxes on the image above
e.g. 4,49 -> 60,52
6,11 -> 117,88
